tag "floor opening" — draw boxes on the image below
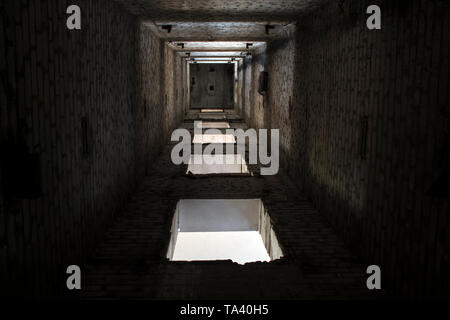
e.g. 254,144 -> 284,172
186,154 -> 249,175
201,108 -> 224,113
192,133 -> 236,144
166,199 -> 284,265
195,121 -> 230,129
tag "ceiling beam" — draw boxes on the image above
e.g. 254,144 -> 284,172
183,55 -> 245,59
164,37 -> 273,42
173,48 -> 252,52
140,15 -> 299,23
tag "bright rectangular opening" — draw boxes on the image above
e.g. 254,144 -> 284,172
166,199 -> 283,265
186,154 -> 249,175
192,134 -> 236,144
195,121 -> 230,129
201,108 -> 224,113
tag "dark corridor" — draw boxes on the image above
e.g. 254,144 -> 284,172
0,0 -> 449,307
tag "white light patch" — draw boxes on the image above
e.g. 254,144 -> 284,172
195,122 -> 230,129
187,154 -> 249,175
172,231 -> 270,265
166,199 -> 284,265
193,134 -> 236,144
178,41 -> 264,50
201,108 -> 224,113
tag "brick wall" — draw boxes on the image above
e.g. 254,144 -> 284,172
250,45 -> 267,130
136,27 -> 183,176
137,25 -> 164,176
173,50 -> 184,127
242,0 -> 449,297
266,28 -> 295,170
0,0 -> 183,297
235,60 -> 245,118
243,27 -> 295,169
182,59 -> 189,114
0,0 -> 7,293
240,44 -> 268,130
163,44 -> 184,140
243,55 -> 253,122
286,0 -> 449,297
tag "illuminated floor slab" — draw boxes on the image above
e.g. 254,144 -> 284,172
195,121 -> 230,129
192,134 -> 236,144
201,108 -> 224,112
172,232 -> 269,265
166,199 -> 283,265
197,114 -> 227,120
187,154 -> 249,175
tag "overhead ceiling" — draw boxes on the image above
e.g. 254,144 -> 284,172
117,1 -> 310,49
143,22 -> 293,41
114,0 -> 326,22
